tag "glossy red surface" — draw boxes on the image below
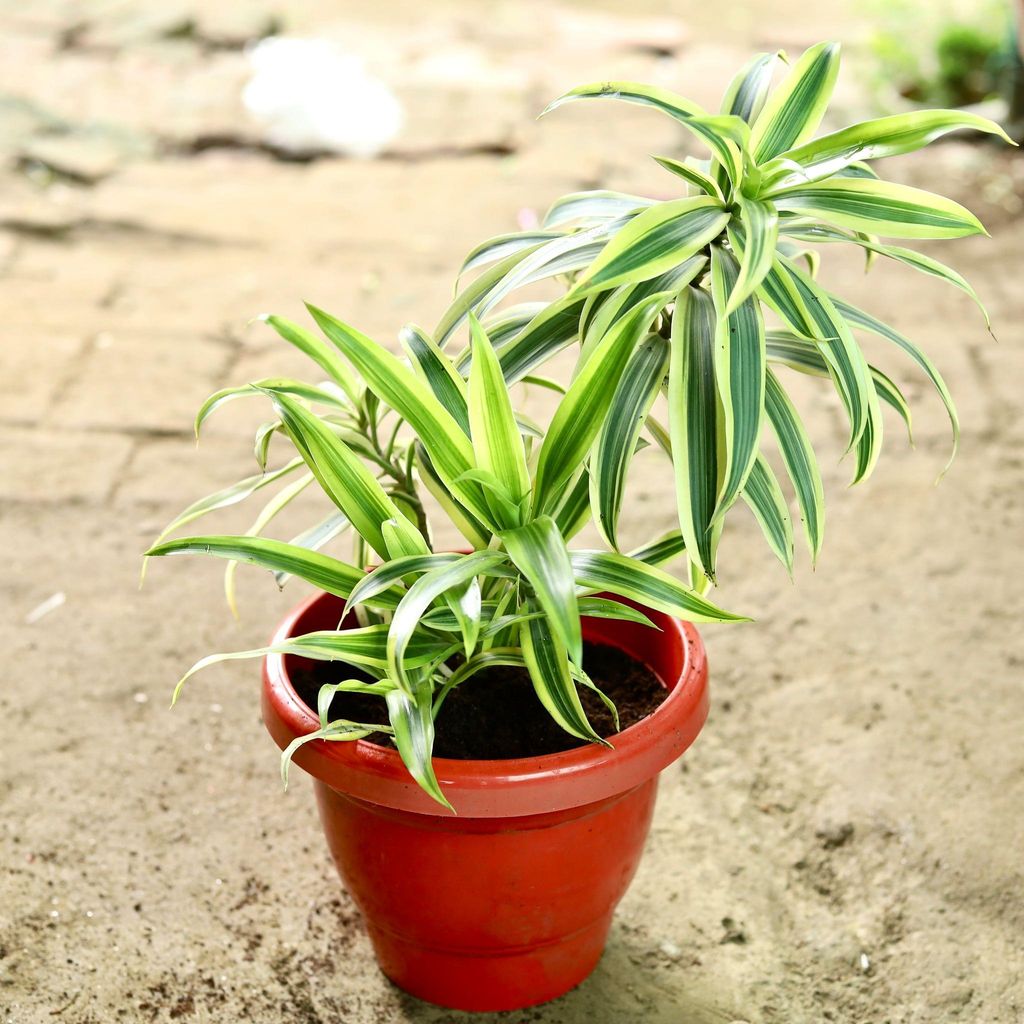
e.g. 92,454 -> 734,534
262,590 -> 709,1011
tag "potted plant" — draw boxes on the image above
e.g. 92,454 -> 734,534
145,43 -> 1009,1012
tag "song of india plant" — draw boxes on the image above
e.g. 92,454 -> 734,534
146,42 -> 1010,809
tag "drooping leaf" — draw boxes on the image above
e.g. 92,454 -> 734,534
652,155 -> 724,200
500,516 -> 581,666
590,334 -> 670,549
194,379 -> 349,439
741,454 -> 794,572
145,536 -> 399,608
533,299 -> 663,514
519,609 -> 603,744
668,286 -> 721,581
543,190 -> 655,229
725,195 -> 778,313
710,246 -> 766,521
570,551 -> 747,622
763,369 -> 825,563
387,686 -> 452,811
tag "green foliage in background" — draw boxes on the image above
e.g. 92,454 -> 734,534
146,43 -> 1010,807
863,0 -> 1015,109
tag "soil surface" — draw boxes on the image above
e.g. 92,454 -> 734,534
2,3 -> 1023,1024
292,642 -> 667,759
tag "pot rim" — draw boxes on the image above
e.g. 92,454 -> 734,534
262,589 -> 708,817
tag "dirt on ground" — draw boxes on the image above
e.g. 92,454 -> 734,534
1,2 -> 1022,1023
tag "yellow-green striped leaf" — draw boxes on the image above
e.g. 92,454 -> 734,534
773,178 -> 986,239
590,334 -> 670,549
572,196 -> 728,294
467,315 -> 530,528
763,370 -> 825,563
725,195 -> 778,313
387,686 -> 451,811
570,551 -> 746,623
741,454 -> 794,572
750,42 -> 841,162
500,516 -> 581,666
144,535 -> 399,608
533,299 -> 662,514
519,609 -> 603,744
399,324 -> 470,436
710,247 -> 766,522
669,286 -> 721,581
770,108 -> 1015,186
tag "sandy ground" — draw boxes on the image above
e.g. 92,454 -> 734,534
1,2 -> 1023,1022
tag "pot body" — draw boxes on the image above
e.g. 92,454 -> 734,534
262,591 -> 708,1012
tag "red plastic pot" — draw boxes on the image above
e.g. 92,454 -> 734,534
262,590 -> 709,1012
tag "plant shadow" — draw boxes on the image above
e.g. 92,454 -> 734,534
392,928 -> 742,1024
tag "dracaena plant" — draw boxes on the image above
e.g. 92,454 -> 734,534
145,42 -> 1007,808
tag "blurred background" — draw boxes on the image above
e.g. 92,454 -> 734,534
1,2 -> 1021,1022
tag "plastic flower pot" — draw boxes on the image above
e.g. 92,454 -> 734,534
262,590 -> 709,1012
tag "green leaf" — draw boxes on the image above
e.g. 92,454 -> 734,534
652,155 -> 724,200
388,551 -> 508,695
572,196 -> 729,293
542,83 -> 746,183
763,369 -> 825,563
533,298 -> 663,514
543,190 -> 655,229
519,610 -> 603,744
414,443 -> 490,550
258,314 -> 361,404
260,386 -> 424,559
273,512 -> 350,587
490,295 -> 587,385
305,305 -> 490,527
144,536 -> 399,608
570,551 -> 747,623
628,531 -> 687,567
552,468 -> 592,542
224,472 -> 315,618
399,324 -> 470,436
500,516 -> 581,666
459,230 -> 564,278
387,686 -> 452,811
780,224 -> 991,327
769,108 -> 1015,186
750,41 -> 841,162
280,719 -> 385,788
721,51 -> 783,125
467,315 -> 531,528
741,454 -> 794,572
776,258 -> 880,464
345,554 -> 460,614
668,286 -> 721,581
194,379 -> 349,438
434,242 -> 547,346
834,298 -> 959,470
773,178 -> 986,239
726,195 -> 778,313
577,597 -> 659,630
710,246 -> 766,521
144,457 -> 304,574
590,334 -> 670,549
766,332 -> 914,442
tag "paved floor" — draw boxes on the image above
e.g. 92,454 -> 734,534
1,2 -> 1022,1022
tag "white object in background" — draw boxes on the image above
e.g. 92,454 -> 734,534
243,37 -> 403,157
25,591 -> 66,625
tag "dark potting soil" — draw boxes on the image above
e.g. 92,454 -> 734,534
289,642 -> 667,760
